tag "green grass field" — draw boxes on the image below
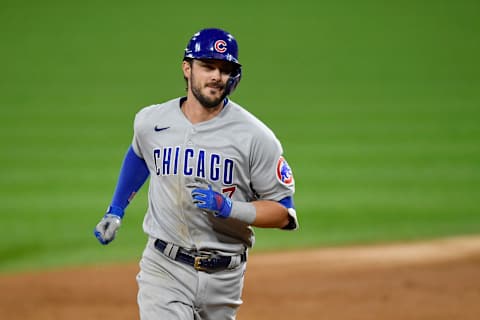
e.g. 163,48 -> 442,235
1,0 -> 479,273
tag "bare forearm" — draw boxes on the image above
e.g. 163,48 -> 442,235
251,200 -> 290,229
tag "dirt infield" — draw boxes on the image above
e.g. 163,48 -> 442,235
1,235 -> 480,320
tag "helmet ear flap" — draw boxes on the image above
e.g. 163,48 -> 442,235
226,66 -> 242,95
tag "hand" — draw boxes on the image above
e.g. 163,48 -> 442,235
191,184 -> 232,218
94,214 -> 122,245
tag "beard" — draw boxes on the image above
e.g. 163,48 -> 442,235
190,74 -> 228,109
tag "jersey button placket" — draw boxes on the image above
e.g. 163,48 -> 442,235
186,127 -> 196,146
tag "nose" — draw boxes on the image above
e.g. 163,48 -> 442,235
210,67 -> 222,81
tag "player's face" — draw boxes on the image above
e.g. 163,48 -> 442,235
186,59 -> 235,109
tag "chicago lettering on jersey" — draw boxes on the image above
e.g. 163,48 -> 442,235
153,147 -> 234,185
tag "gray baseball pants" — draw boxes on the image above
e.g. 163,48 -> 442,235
136,238 -> 247,320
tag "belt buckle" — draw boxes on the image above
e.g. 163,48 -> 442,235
194,256 -> 210,272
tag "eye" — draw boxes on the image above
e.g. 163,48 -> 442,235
197,61 -> 213,70
198,60 -> 234,75
204,64 -> 215,70
220,67 -> 233,75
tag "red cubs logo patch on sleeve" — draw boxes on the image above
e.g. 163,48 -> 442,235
276,156 -> 294,185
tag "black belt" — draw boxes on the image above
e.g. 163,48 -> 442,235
154,239 -> 247,272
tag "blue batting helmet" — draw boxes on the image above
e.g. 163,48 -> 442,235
184,28 -> 242,95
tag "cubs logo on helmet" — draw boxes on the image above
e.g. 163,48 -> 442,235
214,40 -> 227,53
276,156 -> 294,186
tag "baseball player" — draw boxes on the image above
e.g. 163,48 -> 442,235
94,27 -> 298,320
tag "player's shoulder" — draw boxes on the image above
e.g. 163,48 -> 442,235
135,97 -> 181,119
133,98 -> 183,130
227,100 -> 284,157
227,100 -> 278,140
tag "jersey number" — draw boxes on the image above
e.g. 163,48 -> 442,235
221,186 -> 237,198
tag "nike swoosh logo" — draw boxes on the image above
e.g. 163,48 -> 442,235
154,125 -> 170,132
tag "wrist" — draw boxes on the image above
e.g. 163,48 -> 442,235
106,205 -> 124,218
229,201 -> 256,224
219,195 -> 233,217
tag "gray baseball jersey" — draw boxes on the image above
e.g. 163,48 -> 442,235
131,97 -> 296,254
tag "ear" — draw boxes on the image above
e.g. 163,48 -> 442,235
182,60 -> 191,79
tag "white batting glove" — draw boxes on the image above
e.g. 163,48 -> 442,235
94,214 -> 122,245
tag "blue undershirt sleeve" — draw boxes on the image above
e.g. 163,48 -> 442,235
106,145 -> 150,218
278,196 -> 295,209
